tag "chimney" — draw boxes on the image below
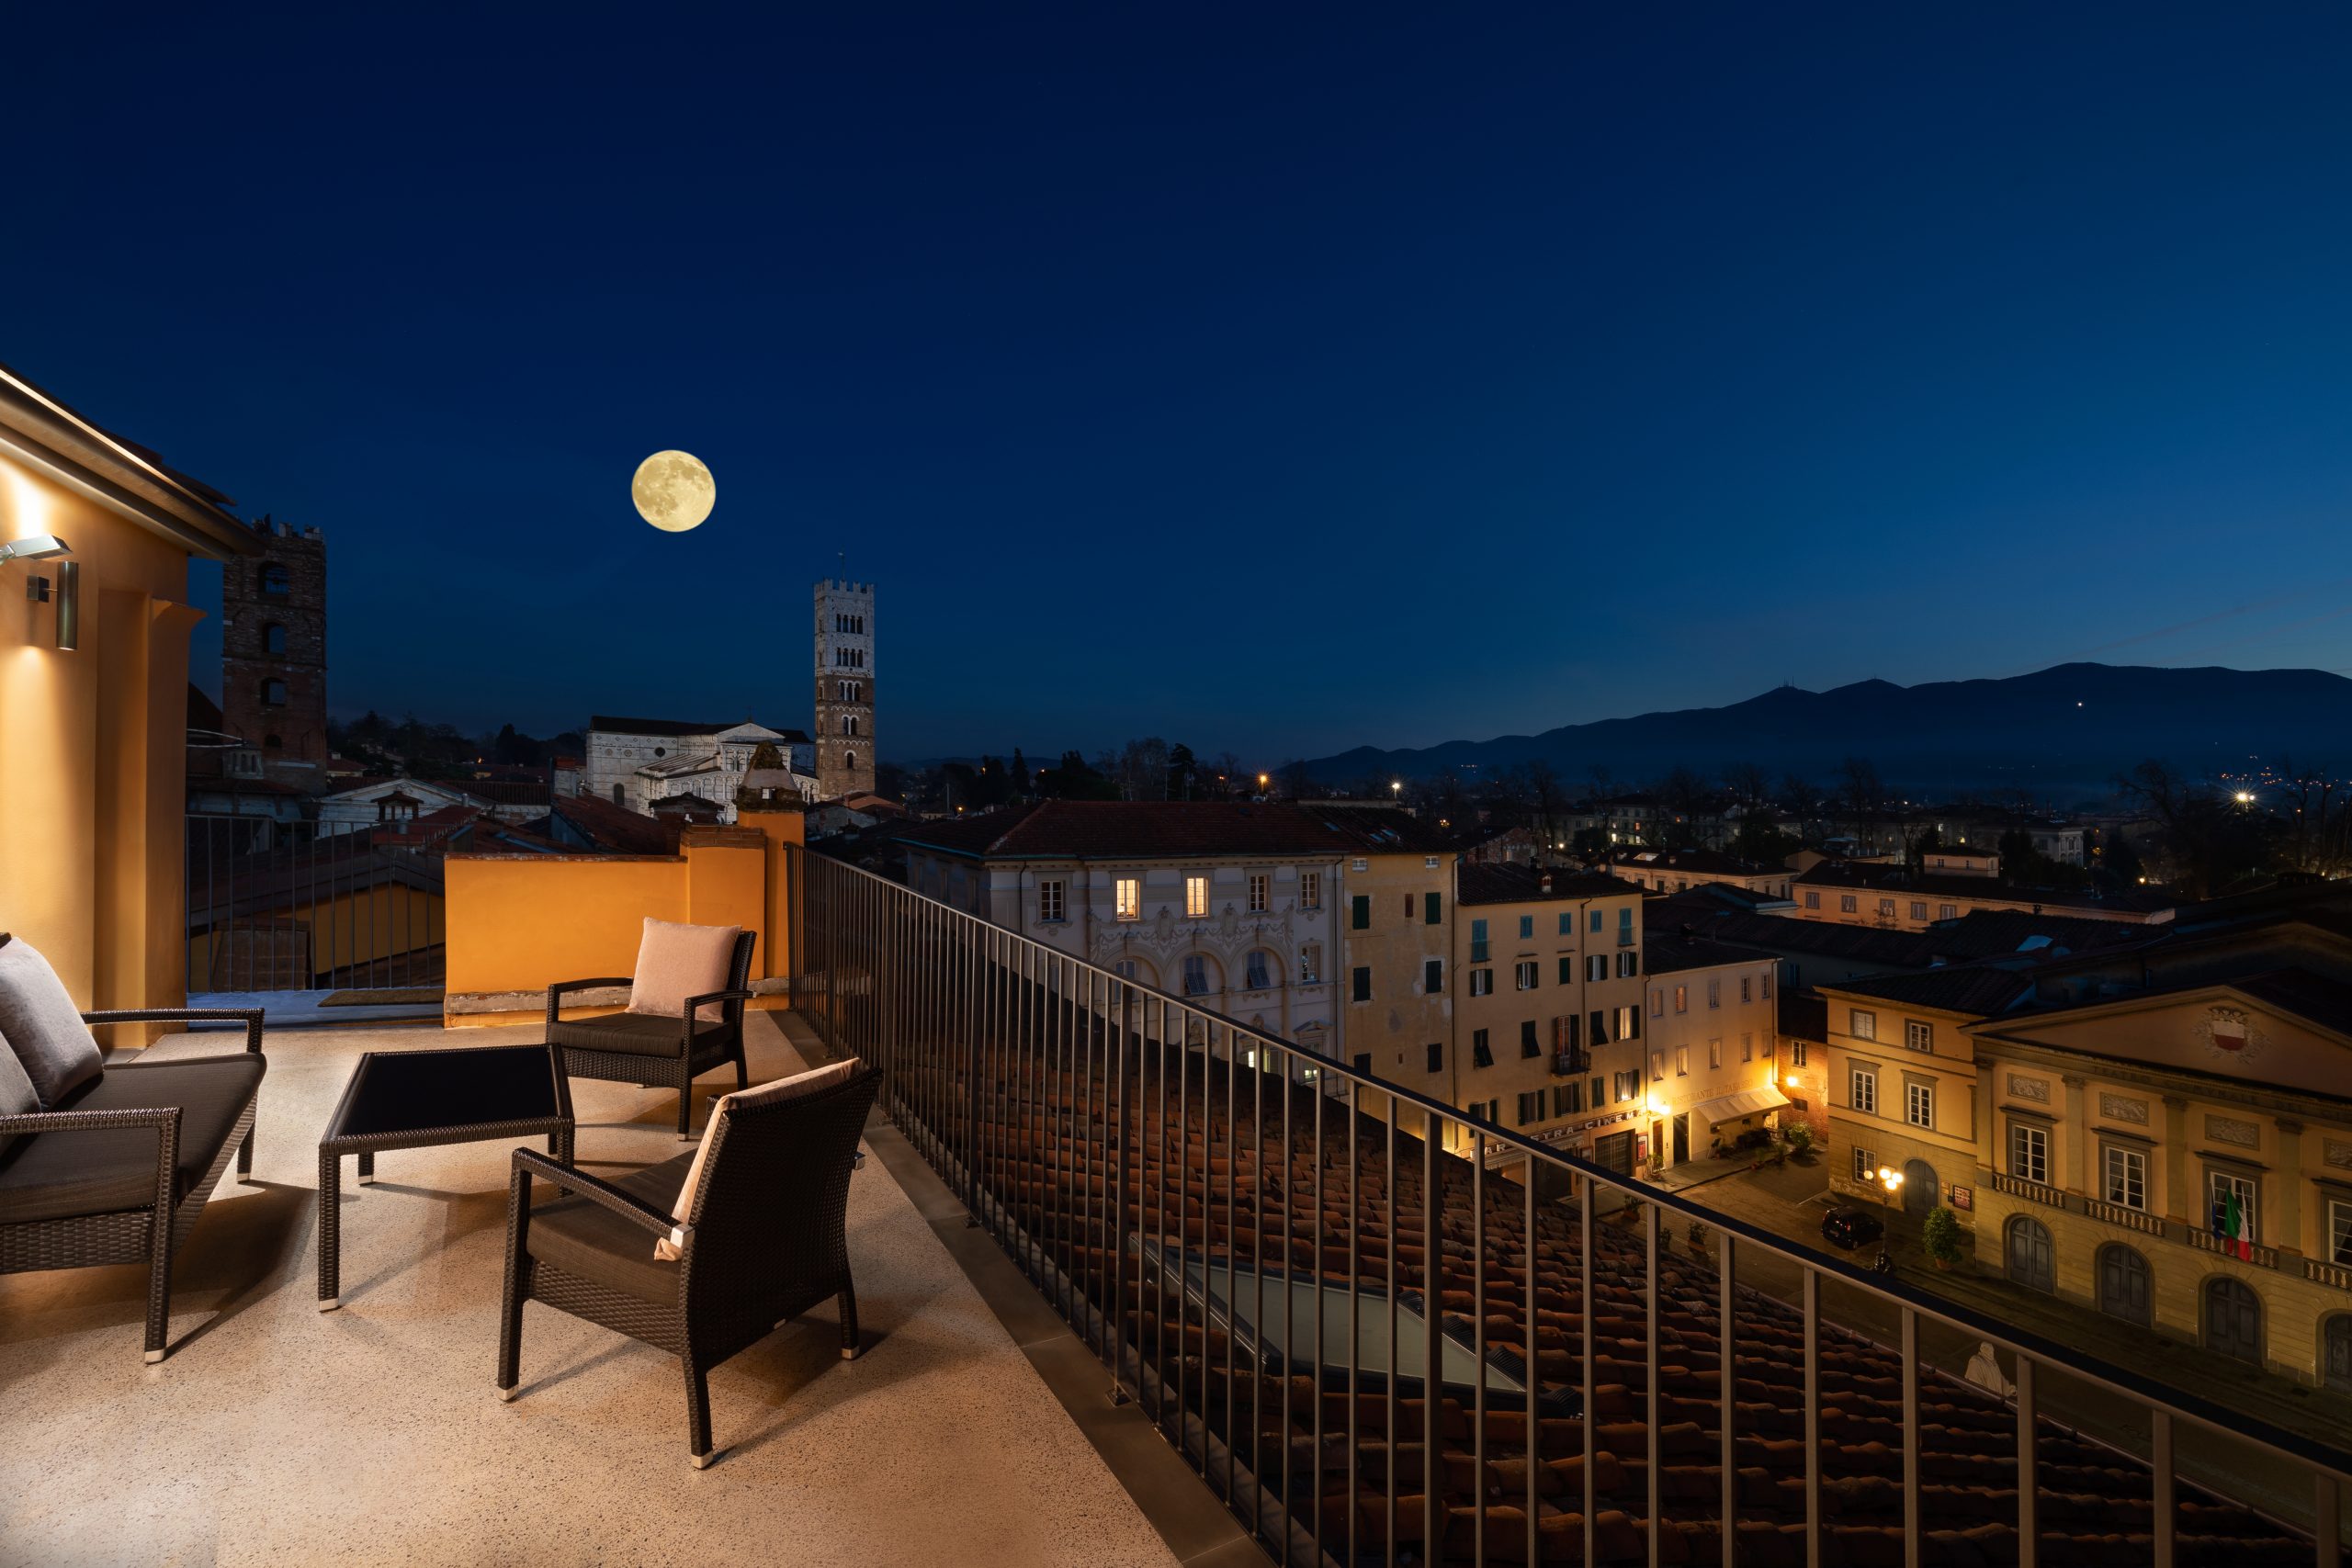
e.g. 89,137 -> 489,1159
1541,872 -> 1554,895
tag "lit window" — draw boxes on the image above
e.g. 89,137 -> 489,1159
1616,1005 -> 1639,1040
2208,1171 -> 2259,1244
1877,898 -> 1896,918
1115,877 -> 1141,921
1649,987 -> 1664,1018
1186,876 -> 1209,918
2010,1123 -> 2048,1184
1248,873 -> 1269,912
1707,977 -> 1721,1009
1651,1051 -> 1667,1081
1741,1032 -> 1753,1062
2105,1145 -> 2144,1210
2331,1199 -> 2352,1266
1515,961 -> 1537,990
1853,1145 -> 1876,1184
1298,943 -> 1321,984
1840,895 -> 1858,914
1906,1082 -> 1934,1129
1676,1046 -> 1690,1076
1038,880 -> 1065,923
1709,1039 -> 1723,1068
1470,968 -> 1493,997
1850,1067 -> 1878,1114
1792,1041 -> 1808,1067
1849,1010 -> 1877,1042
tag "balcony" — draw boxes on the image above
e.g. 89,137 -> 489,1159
7,841 -> 2352,1564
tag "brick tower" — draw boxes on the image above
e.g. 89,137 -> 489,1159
220,514 -> 328,778
812,579 -> 875,799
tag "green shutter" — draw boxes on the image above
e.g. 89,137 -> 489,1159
1425,892 -> 1442,925
1351,895 -> 1371,930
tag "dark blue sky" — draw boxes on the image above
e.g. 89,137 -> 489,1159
12,6 -> 2352,763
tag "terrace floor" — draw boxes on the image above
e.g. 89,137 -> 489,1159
0,1013 -> 1197,1568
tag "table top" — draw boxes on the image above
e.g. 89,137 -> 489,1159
322,1043 -> 568,1145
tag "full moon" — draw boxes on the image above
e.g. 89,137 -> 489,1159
631,450 -> 716,533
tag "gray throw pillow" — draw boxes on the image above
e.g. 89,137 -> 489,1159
0,1023 -> 35,1151
0,934 -> 103,1109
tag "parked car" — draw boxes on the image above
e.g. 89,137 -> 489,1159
1820,1205 -> 1885,1250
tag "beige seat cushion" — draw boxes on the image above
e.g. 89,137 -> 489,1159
626,919 -> 741,1024
656,1057 -> 860,1260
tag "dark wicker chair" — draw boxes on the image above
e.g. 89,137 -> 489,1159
496,1062 -> 880,1467
0,1008 -> 266,1362
545,931 -> 755,1139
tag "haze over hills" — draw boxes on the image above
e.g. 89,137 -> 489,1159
1297,664 -> 2352,795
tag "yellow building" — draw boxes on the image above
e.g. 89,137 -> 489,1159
1792,858 -> 2171,932
1450,864 -> 1648,1174
1968,922 -> 2352,1388
1323,807 -> 1458,1103
1638,931 -> 1790,1166
1821,966 -> 2027,1224
0,361 -> 259,1018
1609,846 -> 1792,900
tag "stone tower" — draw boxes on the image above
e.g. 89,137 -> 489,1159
220,514 -> 328,778
812,579 -> 876,799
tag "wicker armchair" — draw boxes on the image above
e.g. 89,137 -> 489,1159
496,1062 -> 881,1467
544,931 -> 755,1139
0,1009 -> 266,1362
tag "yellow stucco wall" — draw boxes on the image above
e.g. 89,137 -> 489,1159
0,456 -> 203,1021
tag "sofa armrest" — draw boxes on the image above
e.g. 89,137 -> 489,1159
0,1105 -> 182,1217
680,988 -> 755,1043
84,1007 -> 265,1054
510,1148 -> 676,1238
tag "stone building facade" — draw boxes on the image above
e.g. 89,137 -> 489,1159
813,579 -> 875,800
582,717 -> 812,818
220,514 -> 327,780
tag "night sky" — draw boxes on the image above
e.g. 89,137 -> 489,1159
10,7 -> 2352,764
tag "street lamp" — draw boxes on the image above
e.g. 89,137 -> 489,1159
1391,780 -> 1402,797
1873,1167 -> 1903,1274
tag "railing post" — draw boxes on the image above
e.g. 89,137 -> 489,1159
1720,1228 -> 1736,1568
1901,1306 -> 1920,1568
2016,1353 -> 2037,1566
1422,1113 -> 1444,1562
1803,1267 -> 1821,1568
2153,1408 -> 2175,1568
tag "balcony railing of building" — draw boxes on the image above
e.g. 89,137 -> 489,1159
186,812 -> 446,992
786,848 -> 2352,1566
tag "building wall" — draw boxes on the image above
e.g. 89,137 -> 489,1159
1824,998 -> 1984,1222
1791,882 -> 2166,931
1336,849 -> 1456,1099
1609,863 -> 1793,898
1450,887 -> 1646,1164
0,457 -> 207,1020
220,517 -> 328,774
813,579 -> 875,799
1640,957 -> 1782,1163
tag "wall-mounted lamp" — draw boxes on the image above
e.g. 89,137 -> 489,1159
6,535 -> 76,650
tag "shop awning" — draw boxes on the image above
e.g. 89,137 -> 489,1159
1692,1085 -> 1792,1125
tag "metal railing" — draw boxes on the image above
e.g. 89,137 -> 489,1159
186,814 -> 446,993
788,848 -> 2352,1567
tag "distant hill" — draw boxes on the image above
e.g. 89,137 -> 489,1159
1297,664 -> 2352,794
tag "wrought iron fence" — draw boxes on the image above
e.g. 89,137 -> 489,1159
788,848 -> 2351,1567
185,814 -> 446,993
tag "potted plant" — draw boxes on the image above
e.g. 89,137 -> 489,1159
1782,1123 -> 1814,1161
1687,1218 -> 1711,1258
1922,1204 -> 1964,1271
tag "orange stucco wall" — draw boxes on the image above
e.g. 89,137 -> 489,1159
0,456 -> 204,1023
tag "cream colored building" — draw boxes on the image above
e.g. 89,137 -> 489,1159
1792,859 -> 2172,932
1609,846 -> 1793,899
1638,931 -> 1789,1167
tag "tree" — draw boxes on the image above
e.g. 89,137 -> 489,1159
1836,755 -> 1885,846
2113,759 -> 2278,899
1167,743 -> 1197,801
1732,809 -> 1797,865
1657,765 -> 1707,848
1037,750 -> 1118,801
1722,761 -> 1770,811
1921,1206 -> 1964,1269
1114,738 -> 1171,801
1008,748 -> 1031,798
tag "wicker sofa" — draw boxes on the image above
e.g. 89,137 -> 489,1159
0,1005 -> 266,1362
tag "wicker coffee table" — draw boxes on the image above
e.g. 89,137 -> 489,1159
317,1043 -> 575,1310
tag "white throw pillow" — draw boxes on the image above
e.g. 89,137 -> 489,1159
656,1056 -> 860,1260
626,919 -> 741,1024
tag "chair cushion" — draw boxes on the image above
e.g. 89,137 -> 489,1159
548,1010 -> 732,1059
527,1153 -> 693,1303
0,1054 -> 264,1224
627,919 -> 740,1024
0,934 -> 103,1109
656,1057 -> 860,1260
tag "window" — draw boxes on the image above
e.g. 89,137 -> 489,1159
1850,1066 -> 1878,1114
1589,1010 -> 1607,1046
1298,942 -> 1322,984
1423,958 -> 1443,994
1853,1146 -> 1877,1184
1182,955 -> 1211,996
1589,909 -> 1604,933
1116,878 -> 1141,921
1805,891 -> 1821,909
263,623 -> 288,655
1470,968 -> 1493,997
2007,1217 -> 2056,1293
1554,1081 -> 1582,1116
2010,1123 -> 2048,1184
1706,977 -> 1721,1009
1300,872 -> 1321,909
1425,1042 -> 1443,1074
262,679 -> 288,706
1472,1030 -> 1494,1068
1515,961 -> 1537,990
1849,1010 -> 1877,1042
1649,987 -> 1665,1018
1245,951 -> 1272,990
1613,1069 -> 1640,1101
1556,1013 -> 1581,1052
1469,918 -> 1488,960
1558,957 -> 1574,985
1517,1091 -> 1544,1125
1351,895 -> 1371,930
2330,1200 -> 2352,1267
842,750 -> 857,771
1351,966 -> 1371,1002
1739,976 -> 1753,1004
1404,895 -> 1415,919
1839,895 -> 1858,914
1673,985 -> 1688,1013
2105,1145 -> 2146,1211
1617,951 -> 1638,977
1709,1039 -> 1723,1069
1521,1021 -> 1541,1058
2209,1170 -> 2259,1245
1113,960 -> 1139,982
1619,907 -> 1634,943
1186,876 -> 1209,918
1742,1032 -> 1755,1061
1877,899 -> 1896,919
259,563 -> 290,596
1761,968 -> 1772,998
1905,1082 -> 1934,1129
1939,904 -> 1958,920
1248,873 -> 1268,912
1904,1019 -> 1932,1053
1909,901 -> 1928,921
1616,1005 -> 1640,1041
1650,1051 -> 1667,1081
1585,954 -> 1607,982
1038,880 -> 1066,922
1676,1046 -> 1690,1076
1519,915 -> 1534,940
1792,1041 -> 1809,1067
1425,892 -> 1442,925
1557,911 -> 1574,935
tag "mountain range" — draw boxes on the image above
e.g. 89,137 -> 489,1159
1297,664 -> 2352,795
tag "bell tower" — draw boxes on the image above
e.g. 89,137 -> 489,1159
812,579 -> 875,799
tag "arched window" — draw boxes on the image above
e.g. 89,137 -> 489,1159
2095,1244 -> 2153,1326
259,563 -> 290,596
842,750 -> 856,772
1111,956 -> 1158,989
611,784 -> 626,806
2203,1277 -> 2264,1365
263,623 -> 288,655
2005,1216 -> 2054,1292
2324,1314 -> 2352,1393
842,716 -> 857,737
264,734 -> 283,751
1243,949 -> 1276,991
261,679 -> 288,707
1180,953 -> 1219,997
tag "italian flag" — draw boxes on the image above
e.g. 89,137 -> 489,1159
2214,1190 -> 2253,1261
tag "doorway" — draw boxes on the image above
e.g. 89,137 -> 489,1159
1902,1158 -> 1939,1217
2203,1277 -> 2264,1366
1672,1113 -> 1690,1165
